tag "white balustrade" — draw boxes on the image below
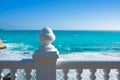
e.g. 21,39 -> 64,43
56,60 -> 120,80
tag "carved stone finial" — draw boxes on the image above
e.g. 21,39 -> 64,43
37,27 -> 57,52
39,27 -> 55,45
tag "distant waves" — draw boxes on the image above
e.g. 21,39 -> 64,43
0,49 -> 120,61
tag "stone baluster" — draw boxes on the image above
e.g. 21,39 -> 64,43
25,68 -> 31,80
33,27 -> 59,80
117,69 -> 120,80
90,69 -> 96,80
63,69 -> 69,80
11,69 -> 16,80
76,69 -> 83,80
103,69 -> 110,80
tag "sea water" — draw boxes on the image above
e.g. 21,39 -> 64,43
0,30 -> 120,80
1,30 -> 120,59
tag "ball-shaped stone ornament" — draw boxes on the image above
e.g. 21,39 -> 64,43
39,27 -> 55,45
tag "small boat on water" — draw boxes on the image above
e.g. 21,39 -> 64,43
0,39 -> 6,49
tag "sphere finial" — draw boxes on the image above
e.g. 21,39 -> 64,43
39,27 -> 55,45
38,27 -> 57,52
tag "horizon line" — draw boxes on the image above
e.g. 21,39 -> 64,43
1,27 -> 120,31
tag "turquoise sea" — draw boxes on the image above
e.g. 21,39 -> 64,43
0,30 -> 120,60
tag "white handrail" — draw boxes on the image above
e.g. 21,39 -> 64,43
0,59 -> 34,80
57,59 -> 120,69
0,59 -> 34,68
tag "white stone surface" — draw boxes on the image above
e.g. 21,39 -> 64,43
33,27 -> 59,80
38,27 -> 57,52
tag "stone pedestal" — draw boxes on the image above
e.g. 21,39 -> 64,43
33,27 -> 59,80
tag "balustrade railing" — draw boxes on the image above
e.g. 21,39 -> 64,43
56,59 -> 120,80
0,59 -> 34,80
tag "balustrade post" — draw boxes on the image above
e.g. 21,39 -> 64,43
25,68 -> 31,80
90,69 -> 96,80
33,27 -> 59,80
103,69 -> 110,80
117,69 -> 120,80
63,69 -> 69,80
11,69 -> 16,80
76,69 -> 83,80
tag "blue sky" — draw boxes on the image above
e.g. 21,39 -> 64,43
0,0 -> 120,30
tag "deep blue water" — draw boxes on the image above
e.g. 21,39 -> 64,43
1,30 -> 120,54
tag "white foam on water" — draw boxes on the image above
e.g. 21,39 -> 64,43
0,42 -> 34,60
5,43 -> 33,51
1,49 -> 120,61
59,52 -> 120,61
0,49 -> 33,60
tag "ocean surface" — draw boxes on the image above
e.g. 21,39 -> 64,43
0,30 -> 120,60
